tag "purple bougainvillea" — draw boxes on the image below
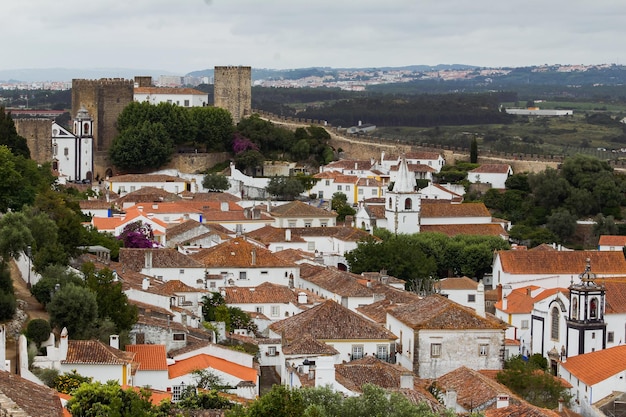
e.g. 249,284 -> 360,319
232,133 -> 259,154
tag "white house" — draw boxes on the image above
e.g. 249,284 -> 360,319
559,345 -> 626,416
598,235 -> 626,251
134,86 -> 208,107
126,344 -> 169,390
418,183 -> 464,201
269,200 -> 337,228
467,164 -> 513,189
105,174 -> 191,197
386,294 -> 507,378
437,276 -> 479,309
310,171 -> 359,204
119,248 -> 206,288
380,151 -> 445,173
91,206 -> 170,246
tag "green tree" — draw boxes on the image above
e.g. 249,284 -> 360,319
25,318 -> 51,347
66,381 -> 161,416
30,264 -> 84,306
266,176 -> 306,200
470,137 -> 478,163
0,107 -> 30,158
546,208 -> 577,243
190,106 -> 234,152
48,283 -> 98,339
202,173 -> 230,192
234,149 -> 265,176
497,355 -> 571,409
331,192 -> 355,222
54,370 -> 93,395
83,264 -> 138,334
0,146 -> 27,212
191,369 -> 228,391
109,121 -> 174,172
201,291 -> 226,322
0,211 -> 33,262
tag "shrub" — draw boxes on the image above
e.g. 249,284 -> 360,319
26,319 -> 51,347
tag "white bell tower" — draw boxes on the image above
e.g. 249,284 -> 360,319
385,155 -> 421,234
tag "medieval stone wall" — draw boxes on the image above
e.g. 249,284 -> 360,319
162,151 -> 231,174
214,66 -> 251,124
13,118 -> 53,165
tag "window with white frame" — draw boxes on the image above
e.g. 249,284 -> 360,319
288,221 -> 296,228
271,306 -> 280,317
239,271 -> 247,280
256,306 -> 263,314
307,242 -> 315,251
268,346 -> 277,356
551,307 -> 560,340
352,345 -> 364,360
377,345 -> 389,361
371,189 -> 377,195
521,320 -> 529,329
304,221 -> 312,227
345,185 -> 350,191
337,185 -> 342,191
467,294 -> 476,303
608,331 -> 615,343
325,180 -> 330,186
430,343 -> 441,357
358,188 -> 364,195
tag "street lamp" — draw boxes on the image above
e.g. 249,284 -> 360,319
26,246 -> 32,289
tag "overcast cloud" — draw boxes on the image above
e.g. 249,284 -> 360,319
3,0 -> 626,74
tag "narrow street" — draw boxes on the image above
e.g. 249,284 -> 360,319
4,260 -> 49,374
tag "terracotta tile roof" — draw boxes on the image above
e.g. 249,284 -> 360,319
420,201 -> 492,218
116,186 -> 181,205
484,403 -> 562,417
389,163 -> 436,173
529,243 -> 556,251
561,345 -> 626,386
363,204 -> 386,220
282,334 -> 339,355
335,356 -> 414,391
154,279 -> 207,295
356,279 -> 417,304
168,354 -> 258,382
273,248 -> 317,264
496,250 -> 626,275
166,219 -> 210,236
269,200 -> 337,218
0,370 -> 65,416
299,263 -> 327,278
421,224 -> 507,237
389,294 -> 507,330
470,164 -> 512,174
437,366 -> 517,411
128,201 -> 204,216
598,235 -> 626,247
187,192 -> 241,202
79,200 -> 112,210
125,344 -> 168,371
135,86 -> 207,95
191,237 -> 295,268
601,279 -> 626,313
386,151 -> 442,161
494,287 -> 568,313
63,340 -> 136,365
357,299 -> 396,324
223,282 -> 297,304
269,300 -> 397,341
438,276 -> 478,290
108,174 -> 187,183
360,271 -> 405,285
290,226 -> 376,242
246,225 -> 306,243
356,177 -> 382,187
119,248 -> 203,272
303,267 -> 375,297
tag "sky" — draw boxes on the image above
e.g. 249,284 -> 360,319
3,0 -> 626,75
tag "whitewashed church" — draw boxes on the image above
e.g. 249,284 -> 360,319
51,106 -> 94,184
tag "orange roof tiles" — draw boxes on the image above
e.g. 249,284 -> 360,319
63,340 -> 135,365
561,345 -> 626,386
470,164 -> 512,174
437,366 -> 516,411
602,279 -> 626,313
598,235 -> 626,247
494,287 -> 568,313
108,174 -> 187,183
420,202 -> 492,218
438,276 -> 478,290
0,371 -> 65,417
496,250 -> 626,275
223,282 -> 297,304
421,224 -> 507,237
270,200 -> 337,218
168,354 -> 258,382
191,237 -> 295,268
125,344 -> 168,371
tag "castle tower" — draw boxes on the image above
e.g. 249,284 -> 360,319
71,78 -> 134,179
385,155 -> 421,234
566,259 -> 606,358
213,66 -> 251,124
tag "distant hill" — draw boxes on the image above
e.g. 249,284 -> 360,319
0,68 -> 177,83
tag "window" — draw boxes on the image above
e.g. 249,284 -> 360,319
320,222 -> 327,227
521,320 -> 529,329
172,384 -> 184,402
256,306 -> 263,314
130,186 -> 136,192
337,185 -> 342,191
358,189 -> 364,195
268,346 -> 277,356
377,345 -> 389,361
590,297 -> 598,319
430,343 -> 442,357
352,345 -> 364,360
239,271 -> 247,280
304,221 -> 312,227
271,306 -> 280,317
405,198 -> 412,210
288,221 -> 296,228
388,198 -> 392,209
173,333 -> 186,341
608,331 -> 615,343
551,306 -> 560,340
209,281 -> 216,288
372,189 -> 377,195
307,242 -> 315,251
467,294 -> 476,303
479,344 -> 489,356
261,270 -> 268,275
319,191 -> 324,199
572,297 -> 578,320
325,180 -> 330,186
184,100 -> 190,107
179,269 -> 184,274
64,147 -> 69,156
346,185 -> 350,191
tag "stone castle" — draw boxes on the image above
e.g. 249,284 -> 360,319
14,66 -> 252,180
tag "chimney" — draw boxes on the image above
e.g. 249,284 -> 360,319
476,280 -> 485,317
354,162 -> 358,170
496,394 -> 510,409
497,284 -> 503,303
251,248 -> 256,266
400,373 -> 414,389
145,250 -> 153,270
298,292 -> 308,304
558,398 -> 564,412
60,327 -> 69,361
221,201 -> 229,212
502,295 -> 508,311
358,120 -> 362,126
110,334 -> 120,350
142,277 -> 150,290
285,229 -> 291,241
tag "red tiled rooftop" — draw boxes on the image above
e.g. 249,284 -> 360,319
561,345 -> 626,386
125,344 -> 168,371
496,250 -> 626,275
168,353 -> 258,382
598,235 -> 626,247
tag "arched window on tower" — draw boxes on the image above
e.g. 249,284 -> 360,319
572,297 -> 578,320
83,122 -> 90,135
405,198 -> 412,210
551,306 -> 559,340
388,197 -> 392,209
590,297 -> 598,319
